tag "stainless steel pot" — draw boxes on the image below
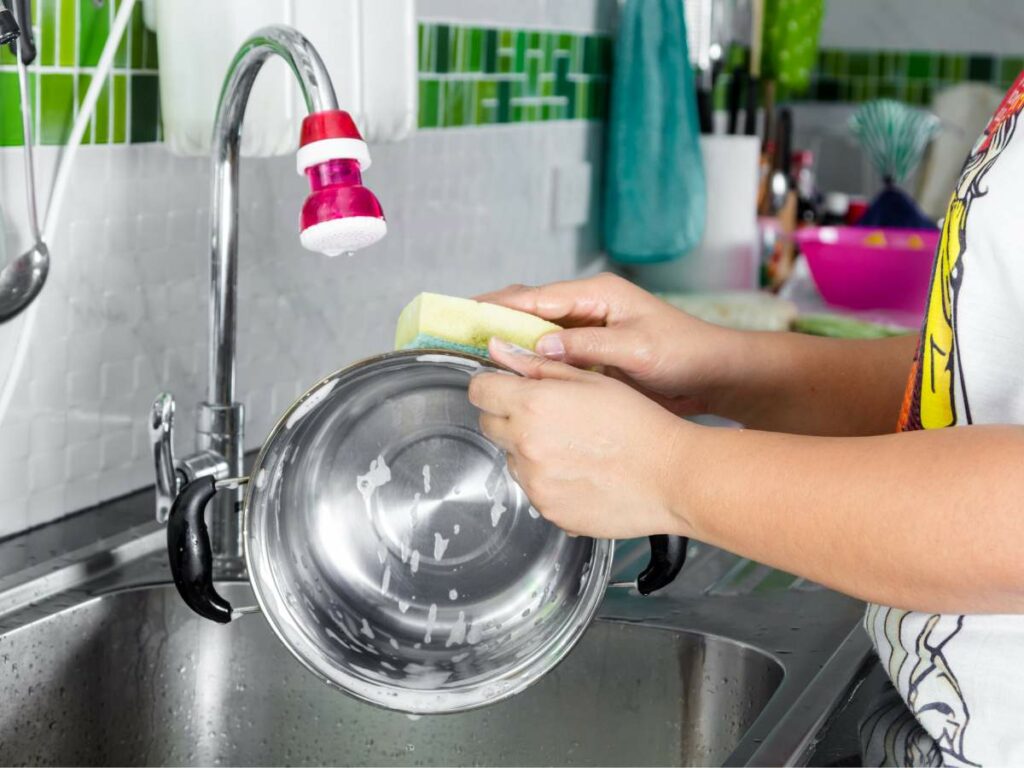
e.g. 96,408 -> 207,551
167,350 -> 686,713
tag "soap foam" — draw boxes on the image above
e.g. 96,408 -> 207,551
356,454 -> 391,518
433,532 -> 449,560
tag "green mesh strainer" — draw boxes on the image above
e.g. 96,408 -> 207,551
848,100 -> 942,185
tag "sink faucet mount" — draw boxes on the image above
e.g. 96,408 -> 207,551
150,25 -> 386,574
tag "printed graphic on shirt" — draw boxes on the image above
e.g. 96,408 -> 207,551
898,98 -> 1023,431
865,606 -> 980,767
858,684 -> 943,767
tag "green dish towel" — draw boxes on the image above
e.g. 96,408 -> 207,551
763,0 -> 826,92
604,0 -> 705,264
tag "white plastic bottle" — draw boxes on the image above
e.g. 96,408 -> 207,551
148,0 -> 417,157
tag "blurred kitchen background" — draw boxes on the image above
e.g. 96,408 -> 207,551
0,0 -> 1021,539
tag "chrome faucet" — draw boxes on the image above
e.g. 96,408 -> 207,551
150,26 -> 341,574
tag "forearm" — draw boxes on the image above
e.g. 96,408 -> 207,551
671,423 -> 1024,613
707,332 -> 916,436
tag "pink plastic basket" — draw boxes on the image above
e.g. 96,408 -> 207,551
795,226 -> 940,314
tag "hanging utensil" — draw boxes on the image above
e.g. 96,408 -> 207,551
747,0 -> 764,137
0,1 -> 20,45
685,0 -> 715,133
726,60 -> 745,135
0,0 -> 50,324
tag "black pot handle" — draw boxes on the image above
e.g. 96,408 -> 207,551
167,476 -> 233,624
636,535 -> 688,595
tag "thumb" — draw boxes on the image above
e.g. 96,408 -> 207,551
488,338 -> 583,381
535,326 -> 648,372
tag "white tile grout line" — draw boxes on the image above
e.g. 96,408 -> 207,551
73,0 -> 79,143
417,72 -> 607,82
509,96 -> 568,107
125,3 -> 132,144
108,32 -> 114,145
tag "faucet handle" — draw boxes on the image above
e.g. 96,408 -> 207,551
150,392 -> 182,524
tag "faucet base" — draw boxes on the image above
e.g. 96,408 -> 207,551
197,402 -> 245,564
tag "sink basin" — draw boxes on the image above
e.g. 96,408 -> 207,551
0,583 -> 782,766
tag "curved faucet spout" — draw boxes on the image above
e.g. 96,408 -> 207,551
203,25 -> 340,566
209,25 -> 339,409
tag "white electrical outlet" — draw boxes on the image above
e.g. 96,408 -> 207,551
551,162 -> 593,230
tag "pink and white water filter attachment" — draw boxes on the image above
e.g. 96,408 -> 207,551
297,110 -> 387,256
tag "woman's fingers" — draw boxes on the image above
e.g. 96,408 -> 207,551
467,371 -> 523,416
488,338 -> 586,380
535,326 -> 653,374
478,412 -> 514,450
474,273 -> 628,328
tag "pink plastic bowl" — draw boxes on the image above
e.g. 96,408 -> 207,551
795,226 -> 940,314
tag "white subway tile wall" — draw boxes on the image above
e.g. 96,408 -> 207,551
0,0 -> 611,537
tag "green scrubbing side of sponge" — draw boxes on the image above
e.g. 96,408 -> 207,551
399,334 -> 493,357
395,293 -> 561,359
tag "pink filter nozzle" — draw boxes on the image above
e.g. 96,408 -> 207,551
296,111 -> 387,256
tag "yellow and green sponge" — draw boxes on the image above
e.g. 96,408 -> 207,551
395,292 -> 560,358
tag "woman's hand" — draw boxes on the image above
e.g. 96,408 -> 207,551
479,273 -> 916,437
468,338 -> 692,539
476,273 -> 740,417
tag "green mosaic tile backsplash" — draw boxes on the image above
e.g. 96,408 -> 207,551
801,48 -> 1023,105
714,45 -> 1024,108
0,0 -> 159,147
7,8 -> 1016,148
417,23 -> 612,128
0,12 -> 611,148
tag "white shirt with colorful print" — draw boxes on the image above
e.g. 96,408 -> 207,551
863,71 -> 1024,767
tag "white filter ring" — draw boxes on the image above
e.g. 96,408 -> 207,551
296,138 -> 372,174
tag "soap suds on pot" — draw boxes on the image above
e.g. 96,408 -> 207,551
446,611 -> 467,647
356,454 -> 391,517
490,498 -> 506,527
360,619 -> 375,639
433,532 -> 449,560
424,604 -> 438,643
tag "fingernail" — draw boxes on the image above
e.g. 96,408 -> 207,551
535,333 -> 565,360
491,338 -> 536,357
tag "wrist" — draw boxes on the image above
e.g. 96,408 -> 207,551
657,418 -> 711,538
688,325 -> 756,415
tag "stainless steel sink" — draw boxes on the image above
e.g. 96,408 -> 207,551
0,488 -> 873,766
0,583 -> 780,767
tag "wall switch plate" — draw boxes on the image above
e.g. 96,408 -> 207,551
551,162 -> 593,230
